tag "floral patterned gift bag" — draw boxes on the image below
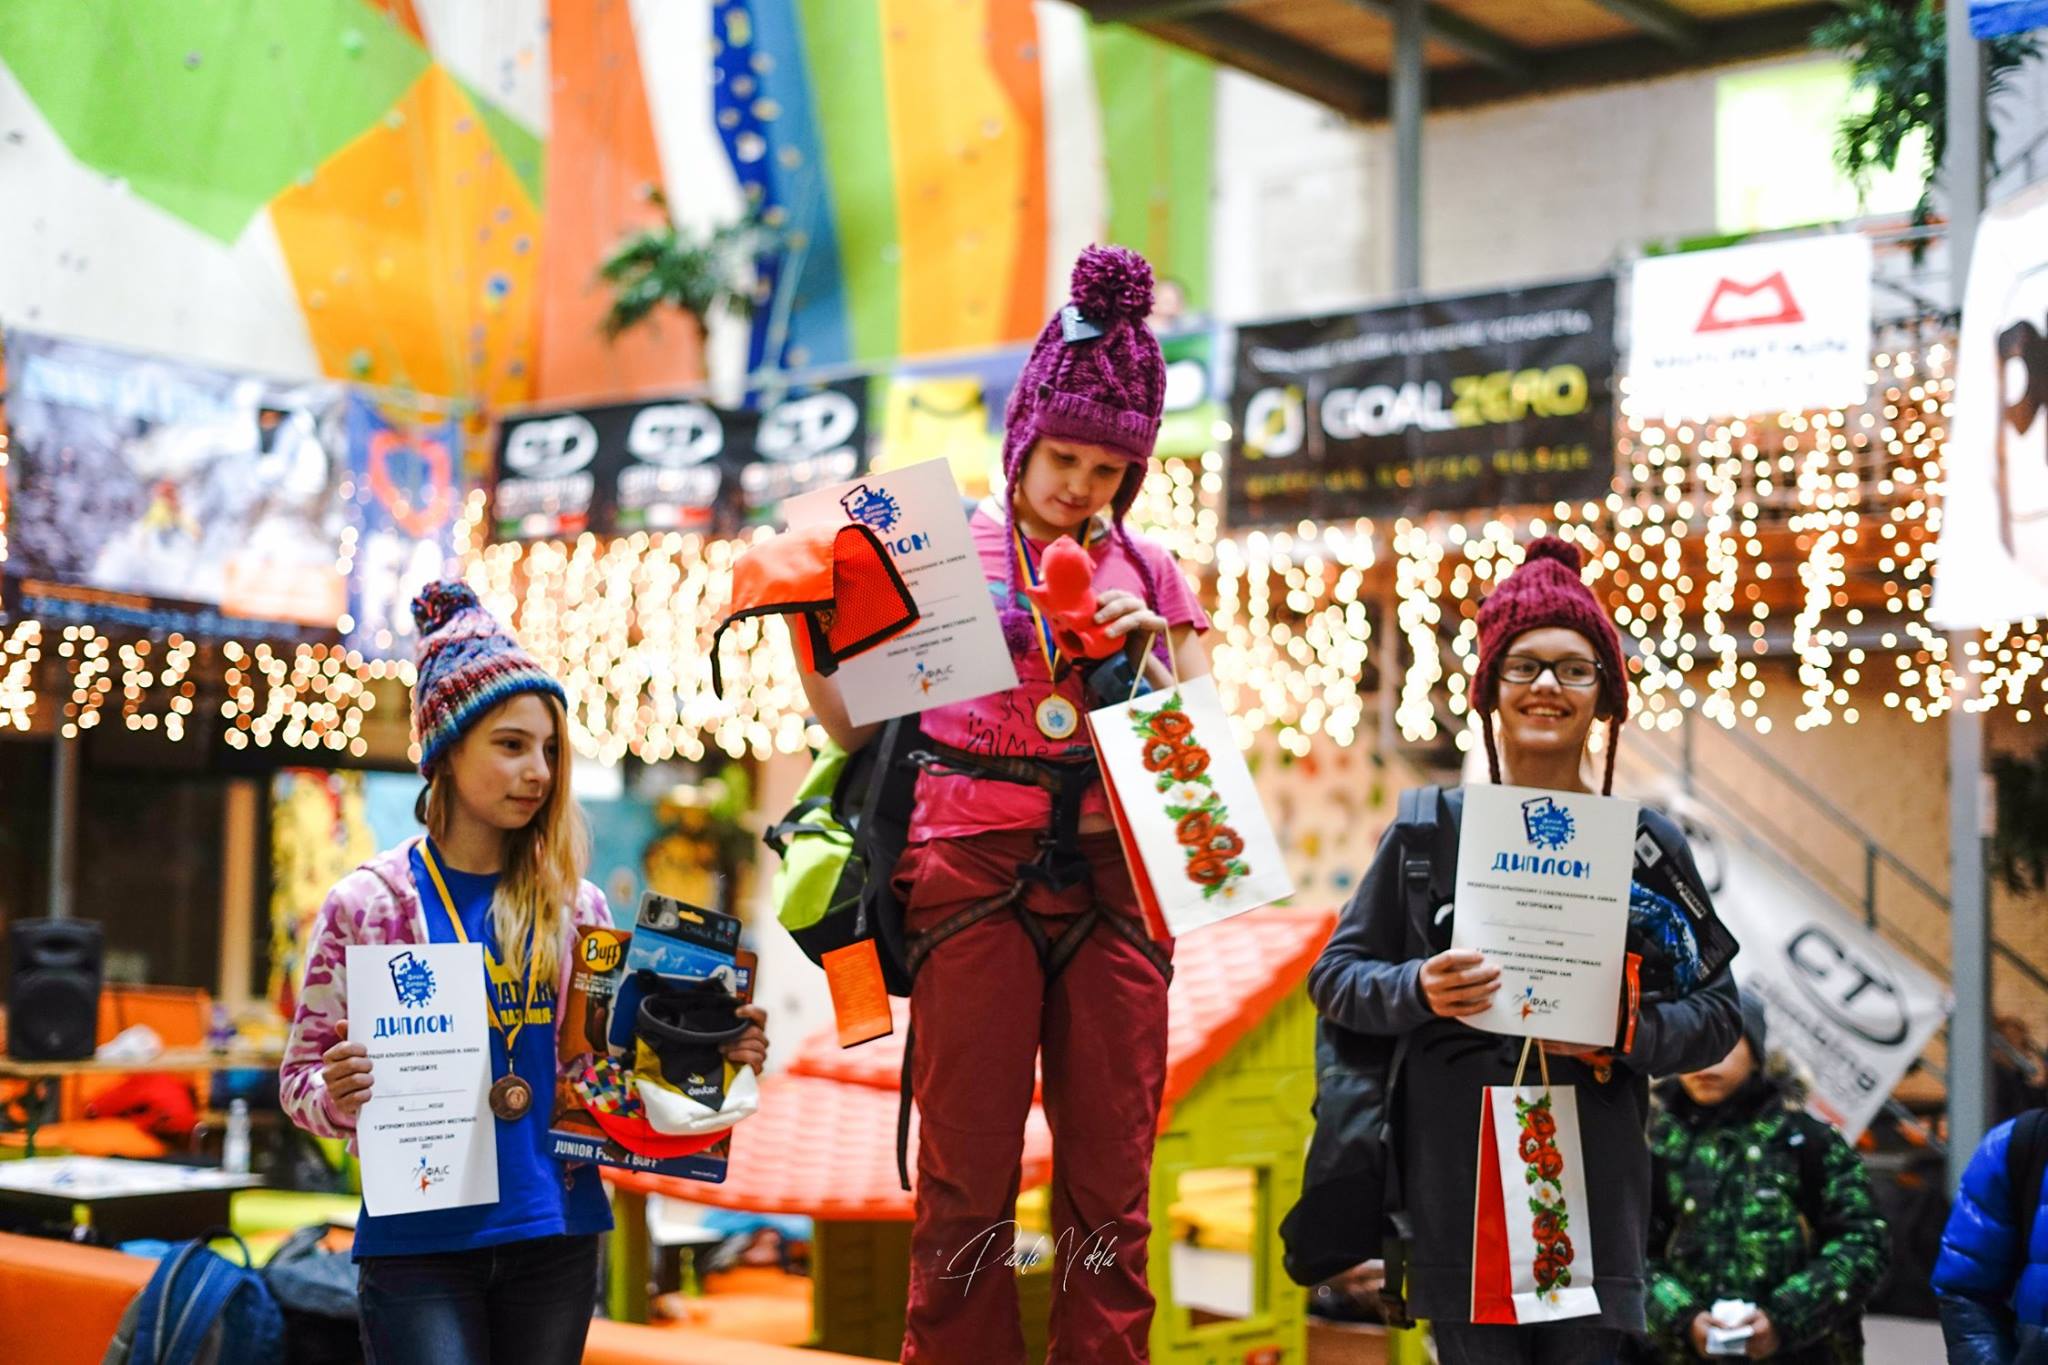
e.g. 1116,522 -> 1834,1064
1088,672 -> 1293,937
1471,1039 -> 1601,1324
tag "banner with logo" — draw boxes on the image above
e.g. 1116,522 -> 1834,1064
1627,235 -> 1872,420
1225,279 -> 1615,526
2,329 -> 348,640
493,396 -> 751,542
1158,329 -> 1223,459
737,378 -> 871,526
345,394 -> 464,660
1693,814 -> 1946,1139
1933,178 -> 2048,629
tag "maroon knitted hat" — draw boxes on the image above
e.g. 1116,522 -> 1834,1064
996,245 -> 1169,654
1472,536 -> 1630,793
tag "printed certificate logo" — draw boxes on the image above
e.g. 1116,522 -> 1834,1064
414,1154 -> 450,1194
388,950 -> 436,1008
1520,796 -> 1577,851
840,483 -> 903,535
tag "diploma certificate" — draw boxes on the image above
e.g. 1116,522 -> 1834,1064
348,943 -> 499,1216
784,458 -> 1018,724
1450,784 -> 1638,1047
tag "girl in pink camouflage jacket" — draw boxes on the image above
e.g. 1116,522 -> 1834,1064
280,582 -> 765,1364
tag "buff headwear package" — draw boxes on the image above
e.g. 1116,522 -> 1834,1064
548,893 -> 756,1181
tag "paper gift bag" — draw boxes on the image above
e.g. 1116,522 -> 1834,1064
1471,1042 -> 1600,1324
1089,674 -> 1293,937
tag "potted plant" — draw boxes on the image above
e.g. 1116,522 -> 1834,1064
1815,1 -> 2038,228
597,187 -> 775,346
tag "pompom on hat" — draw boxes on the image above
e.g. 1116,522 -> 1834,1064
996,244 -> 1170,654
410,581 -> 567,776
1471,537 -> 1631,794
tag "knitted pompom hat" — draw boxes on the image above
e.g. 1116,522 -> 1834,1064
996,244 -> 1169,654
410,581 -> 567,776
1471,537 -> 1630,794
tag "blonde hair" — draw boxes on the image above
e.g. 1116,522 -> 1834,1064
422,693 -> 589,985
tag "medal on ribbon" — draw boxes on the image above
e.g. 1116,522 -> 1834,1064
420,842 -> 542,1123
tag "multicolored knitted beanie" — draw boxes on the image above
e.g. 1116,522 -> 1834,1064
997,244 -> 1169,654
1472,537 -> 1630,794
410,581 -> 567,776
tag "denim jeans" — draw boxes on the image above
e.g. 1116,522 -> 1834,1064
1432,1319 -> 1626,1365
357,1233 -> 600,1365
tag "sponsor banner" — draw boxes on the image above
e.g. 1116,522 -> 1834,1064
1226,279 -> 1616,526
1933,178 -> 2048,629
1627,235 -> 1872,420
345,394 -> 464,660
491,380 -> 874,541
870,347 -> 1028,501
1158,329 -> 1223,459
737,378 -> 871,526
2,329 -> 348,639
492,396 -> 745,541
1691,813 -> 1946,1139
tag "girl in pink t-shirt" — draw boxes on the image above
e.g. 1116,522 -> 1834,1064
799,247 -> 1208,1365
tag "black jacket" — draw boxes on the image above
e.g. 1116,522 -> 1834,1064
1306,792 -> 1741,1333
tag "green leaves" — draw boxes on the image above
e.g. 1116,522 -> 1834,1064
597,188 -> 780,341
1813,1 -> 2037,227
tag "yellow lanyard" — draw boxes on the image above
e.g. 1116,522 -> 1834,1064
419,840 -> 540,1055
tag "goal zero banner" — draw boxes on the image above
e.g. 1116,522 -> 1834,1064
1226,278 -> 1616,526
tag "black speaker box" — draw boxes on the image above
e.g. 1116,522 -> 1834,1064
8,920 -> 102,1061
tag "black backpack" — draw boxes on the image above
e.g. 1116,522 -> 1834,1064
262,1222 -> 361,1365
1279,785 -> 1456,1319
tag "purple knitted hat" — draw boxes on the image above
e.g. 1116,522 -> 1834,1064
997,245 -> 1169,653
410,581 -> 567,776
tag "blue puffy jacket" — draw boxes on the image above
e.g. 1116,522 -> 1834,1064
1932,1116 -> 2048,1365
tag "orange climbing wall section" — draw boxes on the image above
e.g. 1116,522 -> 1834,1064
533,0 -> 706,403
878,0 -> 1048,356
269,64 -> 541,408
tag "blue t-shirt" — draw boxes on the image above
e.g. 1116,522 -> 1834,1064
352,842 -> 612,1259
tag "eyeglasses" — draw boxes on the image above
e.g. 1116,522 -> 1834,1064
1500,655 -> 1602,688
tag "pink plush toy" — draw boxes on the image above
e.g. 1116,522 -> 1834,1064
1021,536 -> 1123,661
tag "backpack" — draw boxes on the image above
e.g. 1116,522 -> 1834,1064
763,715 -> 923,996
103,1232 -> 286,1365
261,1222 -> 361,1365
1279,784 -> 1457,1318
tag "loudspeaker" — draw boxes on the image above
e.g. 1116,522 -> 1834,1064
8,920 -> 102,1061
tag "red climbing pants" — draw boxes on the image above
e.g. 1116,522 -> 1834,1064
894,830 -> 1173,1365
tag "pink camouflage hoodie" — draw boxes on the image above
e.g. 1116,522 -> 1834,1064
279,839 -> 612,1146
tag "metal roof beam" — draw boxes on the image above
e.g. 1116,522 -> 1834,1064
1338,0 -> 1535,81
1170,13 -> 1390,121
1582,0 -> 1705,51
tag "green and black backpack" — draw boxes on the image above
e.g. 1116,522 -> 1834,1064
763,716 -> 923,996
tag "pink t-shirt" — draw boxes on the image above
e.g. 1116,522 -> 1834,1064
907,504 -> 1211,841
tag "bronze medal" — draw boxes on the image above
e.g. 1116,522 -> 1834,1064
489,1072 -> 534,1122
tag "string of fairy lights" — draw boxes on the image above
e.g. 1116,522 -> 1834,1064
4,336 -> 2048,763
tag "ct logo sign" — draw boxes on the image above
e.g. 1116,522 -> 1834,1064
627,402 -> 725,467
759,391 -> 860,464
1783,924 -> 1909,1046
503,414 -> 598,479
